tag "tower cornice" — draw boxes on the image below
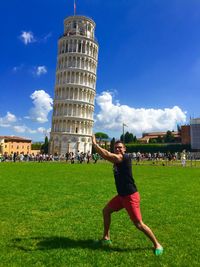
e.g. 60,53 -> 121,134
64,15 -> 96,27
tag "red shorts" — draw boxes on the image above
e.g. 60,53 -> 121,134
107,192 -> 142,222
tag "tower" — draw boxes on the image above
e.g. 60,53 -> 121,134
49,15 -> 98,155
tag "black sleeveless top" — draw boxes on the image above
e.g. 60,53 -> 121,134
113,153 -> 137,196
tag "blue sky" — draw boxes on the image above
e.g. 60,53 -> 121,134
0,0 -> 200,141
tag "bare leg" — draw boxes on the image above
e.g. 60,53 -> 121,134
134,220 -> 162,249
102,206 -> 114,240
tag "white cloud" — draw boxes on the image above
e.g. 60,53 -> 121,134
36,66 -> 47,76
20,31 -> 36,45
3,123 -> 49,136
12,125 -> 26,133
95,91 -> 187,136
12,64 -> 47,76
0,107 -> 51,141
0,112 -> 17,127
19,31 -> 52,45
37,127 -> 46,133
28,90 -> 53,123
36,127 -> 51,135
12,125 -> 37,134
5,112 -> 17,123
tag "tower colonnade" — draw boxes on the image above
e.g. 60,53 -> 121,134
57,54 -> 97,73
53,102 -> 94,119
55,86 -> 95,103
58,38 -> 98,58
56,70 -> 96,89
49,15 -> 98,155
52,119 -> 93,135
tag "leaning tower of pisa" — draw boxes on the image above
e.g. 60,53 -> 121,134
49,15 -> 98,155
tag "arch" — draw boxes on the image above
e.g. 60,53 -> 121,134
74,87 -> 78,99
71,72 -> 75,83
78,40 -> 81,53
85,58 -> 89,70
82,40 -> 86,53
72,56 -> 76,68
81,57 -> 84,69
64,103 -> 67,115
77,56 -> 80,68
86,42 -> 90,55
72,39 -> 76,52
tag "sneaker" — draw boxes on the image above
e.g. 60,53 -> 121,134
154,246 -> 163,256
93,239 -> 112,247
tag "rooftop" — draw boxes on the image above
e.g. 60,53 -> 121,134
0,136 -> 32,141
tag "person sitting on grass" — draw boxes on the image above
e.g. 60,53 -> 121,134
92,135 -> 163,256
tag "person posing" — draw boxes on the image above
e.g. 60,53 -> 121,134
92,135 -> 163,255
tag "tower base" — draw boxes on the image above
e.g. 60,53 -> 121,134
49,133 -> 92,155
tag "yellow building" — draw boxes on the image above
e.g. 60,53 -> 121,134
0,136 -> 32,155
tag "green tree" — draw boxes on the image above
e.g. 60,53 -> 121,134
95,132 -> 109,140
164,131 -> 175,143
31,142 -> 42,150
125,132 -> 131,143
128,133 -> 135,143
157,136 -> 164,143
133,135 -> 137,143
41,136 -> 49,154
149,138 -> 157,144
121,132 -> 137,143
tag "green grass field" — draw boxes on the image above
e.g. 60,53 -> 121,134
0,162 -> 199,267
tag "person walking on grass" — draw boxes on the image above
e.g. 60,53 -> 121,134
181,150 -> 186,167
92,135 -> 163,256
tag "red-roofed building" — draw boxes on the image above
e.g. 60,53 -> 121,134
138,131 -> 181,144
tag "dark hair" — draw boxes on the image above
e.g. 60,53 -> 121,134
114,140 -> 125,146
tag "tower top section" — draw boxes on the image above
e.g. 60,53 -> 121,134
63,15 -> 96,40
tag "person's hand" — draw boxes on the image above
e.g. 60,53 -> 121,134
92,134 -> 97,146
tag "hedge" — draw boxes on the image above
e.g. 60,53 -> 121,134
125,143 -> 191,153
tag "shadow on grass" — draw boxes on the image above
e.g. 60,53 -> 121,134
11,236 -> 151,253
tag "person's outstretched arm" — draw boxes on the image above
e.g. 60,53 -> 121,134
92,135 -> 123,164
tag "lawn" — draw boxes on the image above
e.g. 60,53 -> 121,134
0,162 -> 199,267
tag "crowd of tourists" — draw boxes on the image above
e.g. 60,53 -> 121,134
0,151 -> 100,164
131,151 -> 183,162
0,150 -> 198,166
131,151 -> 190,167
